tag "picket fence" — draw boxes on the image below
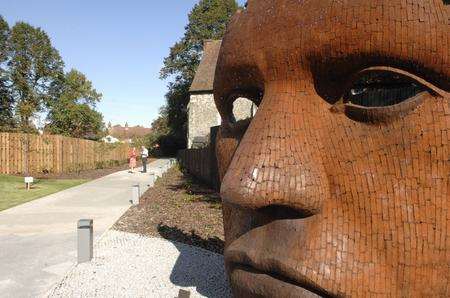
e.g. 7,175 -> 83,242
0,133 -> 129,175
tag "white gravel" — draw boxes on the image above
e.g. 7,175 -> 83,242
48,230 -> 231,298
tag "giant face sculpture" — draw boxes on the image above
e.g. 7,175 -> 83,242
214,0 -> 449,297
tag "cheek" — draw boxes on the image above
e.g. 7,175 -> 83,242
321,99 -> 448,205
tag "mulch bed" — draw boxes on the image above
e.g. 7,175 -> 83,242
113,167 -> 225,254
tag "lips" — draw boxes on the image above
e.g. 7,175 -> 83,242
224,219 -> 335,298
226,249 -> 331,298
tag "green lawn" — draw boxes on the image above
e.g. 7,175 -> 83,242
0,175 -> 88,211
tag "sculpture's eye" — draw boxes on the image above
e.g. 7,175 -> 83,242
344,71 -> 427,107
230,97 -> 258,124
220,87 -> 262,126
341,70 -> 432,122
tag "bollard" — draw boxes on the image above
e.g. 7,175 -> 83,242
177,289 -> 190,298
149,173 -> 156,188
132,184 -> 140,205
77,219 -> 93,264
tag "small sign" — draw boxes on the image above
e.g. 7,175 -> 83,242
24,177 -> 34,184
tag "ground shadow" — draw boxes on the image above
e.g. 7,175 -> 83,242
157,224 -> 230,297
157,224 -> 224,255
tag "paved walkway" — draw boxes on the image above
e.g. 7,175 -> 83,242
48,230 -> 231,298
0,158 -> 173,298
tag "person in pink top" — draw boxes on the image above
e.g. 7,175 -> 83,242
128,147 -> 137,173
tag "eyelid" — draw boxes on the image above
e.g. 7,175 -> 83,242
347,66 -> 449,99
339,67 -> 444,123
344,91 -> 429,123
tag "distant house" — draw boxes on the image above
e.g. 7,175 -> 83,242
108,124 -> 152,142
101,135 -> 120,144
188,40 -> 256,149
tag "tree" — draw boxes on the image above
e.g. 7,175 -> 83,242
46,102 -> 105,140
54,69 -> 101,105
0,15 -> 14,131
46,69 -> 104,140
8,22 -> 64,132
160,0 -> 239,83
157,0 -> 240,154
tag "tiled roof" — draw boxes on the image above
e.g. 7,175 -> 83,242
189,40 -> 222,93
109,125 -> 152,140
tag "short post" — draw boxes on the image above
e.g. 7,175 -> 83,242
177,289 -> 190,298
77,219 -> 93,264
149,173 -> 155,188
132,184 -> 140,205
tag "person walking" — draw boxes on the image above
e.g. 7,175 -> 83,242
141,146 -> 149,173
128,147 -> 137,173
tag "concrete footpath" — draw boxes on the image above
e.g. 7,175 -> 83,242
0,158 -> 173,298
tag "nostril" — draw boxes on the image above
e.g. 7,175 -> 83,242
257,205 -> 315,221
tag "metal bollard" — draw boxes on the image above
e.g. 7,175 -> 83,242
149,173 -> 155,188
132,184 -> 140,205
177,289 -> 190,298
77,219 -> 93,264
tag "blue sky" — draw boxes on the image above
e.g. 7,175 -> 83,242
0,0 -> 245,127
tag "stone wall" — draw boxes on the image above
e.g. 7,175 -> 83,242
187,93 -> 220,149
187,93 -> 256,149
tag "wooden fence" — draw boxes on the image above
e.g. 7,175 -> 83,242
177,147 -> 220,190
0,133 -> 129,175
177,126 -> 221,190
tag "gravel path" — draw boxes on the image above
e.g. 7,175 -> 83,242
48,230 -> 231,298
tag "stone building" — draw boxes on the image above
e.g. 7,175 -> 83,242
188,40 -> 256,149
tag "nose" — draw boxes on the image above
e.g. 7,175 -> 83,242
220,85 -> 330,218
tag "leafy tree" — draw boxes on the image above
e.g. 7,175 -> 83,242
161,0 -> 239,83
46,102 -> 105,140
157,0 -> 240,153
8,22 -> 64,131
0,15 -> 14,131
52,69 -> 101,105
46,69 -> 105,140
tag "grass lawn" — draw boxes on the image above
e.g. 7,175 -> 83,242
0,175 -> 88,211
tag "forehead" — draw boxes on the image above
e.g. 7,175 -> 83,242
216,0 -> 449,90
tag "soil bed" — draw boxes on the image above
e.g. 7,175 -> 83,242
114,167 -> 224,254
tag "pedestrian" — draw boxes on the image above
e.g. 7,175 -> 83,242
141,145 -> 149,173
128,147 -> 137,173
